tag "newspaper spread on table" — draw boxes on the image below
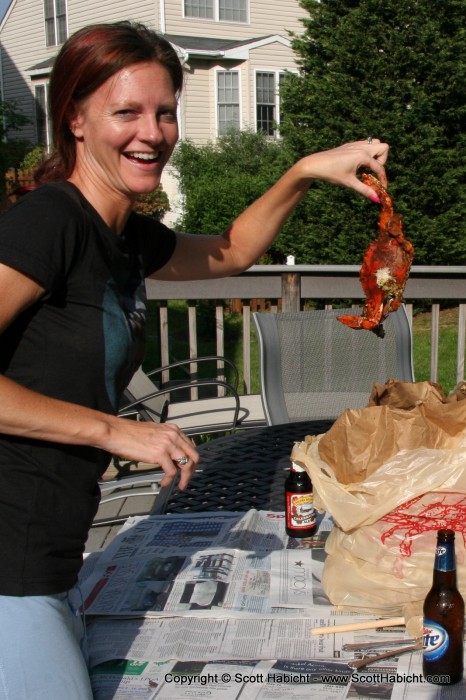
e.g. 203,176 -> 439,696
81,510 -> 333,617
84,510 -> 460,700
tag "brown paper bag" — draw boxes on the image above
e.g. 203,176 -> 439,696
291,380 -> 466,616
316,382 -> 466,484
368,378 -> 447,408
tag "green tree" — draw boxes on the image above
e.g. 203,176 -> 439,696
0,100 -> 31,197
279,0 -> 466,264
18,145 -> 46,173
171,130 -> 292,256
133,187 -> 170,221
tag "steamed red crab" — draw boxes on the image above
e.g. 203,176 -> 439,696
337,173 -> 414,338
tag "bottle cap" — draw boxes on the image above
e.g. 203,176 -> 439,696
437,529 -> 455,542
291,462 -> 305,472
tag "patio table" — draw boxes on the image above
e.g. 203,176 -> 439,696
151,419 -> 334,514
86,420 -> 466,698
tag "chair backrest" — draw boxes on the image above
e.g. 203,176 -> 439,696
253,305 -> 414,424
122,369 -> 168,422
119,365 -> 242,436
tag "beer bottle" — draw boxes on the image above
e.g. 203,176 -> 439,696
285,462 -> 316,538
423,529 -> 464,685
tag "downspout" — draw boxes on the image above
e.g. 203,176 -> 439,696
159,0 -> 166,33
0,43 -> 5,144
0,43 -> 4,101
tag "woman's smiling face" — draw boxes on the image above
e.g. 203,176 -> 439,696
70,61 -> 179,199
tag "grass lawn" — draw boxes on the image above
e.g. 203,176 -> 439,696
412,307 -> 463,394
144,301 -> 464,397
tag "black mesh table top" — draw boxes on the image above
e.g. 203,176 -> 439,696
152,420 -> 333,515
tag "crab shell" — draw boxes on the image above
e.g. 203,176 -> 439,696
337,175 -> 414,338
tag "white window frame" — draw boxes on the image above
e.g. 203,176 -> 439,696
218,0 -> 248,22
44,0 -> 68,48
255,70 -> 292,138
34,82 -> 52,149
183,0 -> 249,23
183,0 -> 214,20
215,69 -> 242,136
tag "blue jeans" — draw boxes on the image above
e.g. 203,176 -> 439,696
0,590 -> 93,700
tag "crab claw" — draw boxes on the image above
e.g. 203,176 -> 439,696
337,315 -> 385,338
336,314 -> 359,327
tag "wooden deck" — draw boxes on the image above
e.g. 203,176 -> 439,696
85,460 -> 163,552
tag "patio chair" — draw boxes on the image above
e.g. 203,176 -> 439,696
119,355 -> 240,436
95,355 -> 264,525
252,305 -> 414,424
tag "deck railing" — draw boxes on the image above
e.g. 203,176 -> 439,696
145,265 -> 466,394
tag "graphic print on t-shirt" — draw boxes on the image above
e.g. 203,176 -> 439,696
103,248 -> 148,409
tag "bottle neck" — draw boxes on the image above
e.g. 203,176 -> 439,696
432,540 -> 457,587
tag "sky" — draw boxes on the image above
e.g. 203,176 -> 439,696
0,0 -> 11,23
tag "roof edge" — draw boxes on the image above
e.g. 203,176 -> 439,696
0,0 -> 17,32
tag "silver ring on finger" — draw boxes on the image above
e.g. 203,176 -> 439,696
367,136 -> 373,144
174,455 -> 190,466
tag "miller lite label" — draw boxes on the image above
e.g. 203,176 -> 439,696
423,619 -> 450,661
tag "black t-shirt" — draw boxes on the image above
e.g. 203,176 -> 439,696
0,182 -> 176,595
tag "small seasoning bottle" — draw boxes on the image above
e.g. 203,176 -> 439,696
285,462 -> 317,538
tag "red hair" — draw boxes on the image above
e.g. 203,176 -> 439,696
35,22 -> 184,184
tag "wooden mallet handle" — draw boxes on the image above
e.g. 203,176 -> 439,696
311,617 -> 405,636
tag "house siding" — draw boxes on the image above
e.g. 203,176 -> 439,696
164,0 -> 303,39
249,41 -> 297,70
182,60 -> 215,143
67,1 -> 156,34
250,1 -> 302,34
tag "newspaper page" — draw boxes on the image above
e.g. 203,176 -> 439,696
91,656 -> 454,700
90,658 -> 351,700
88,623 -> 419,700
87,615 -> 361,667
81,510 -> 334,617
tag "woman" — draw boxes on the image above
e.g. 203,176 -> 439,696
0,21 -> 388,699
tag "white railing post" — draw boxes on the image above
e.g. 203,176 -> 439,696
188,302 -> 198,400
159,302 -> 169,385
216,303 -> 225,396
430,304 -> 440,383
242,303 -> 251,394
457,304 -> 466,383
